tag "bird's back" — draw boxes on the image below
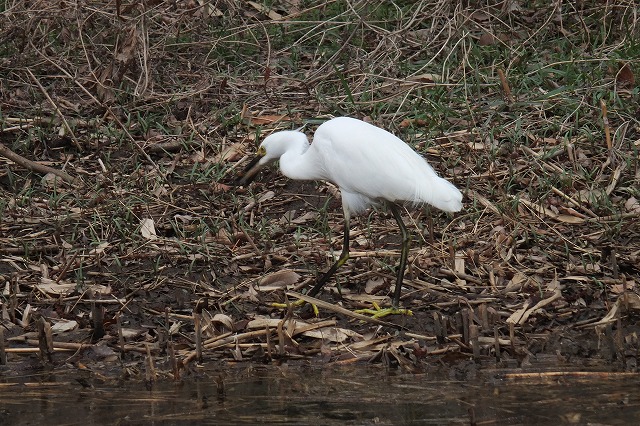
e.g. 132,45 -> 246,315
310,117 -> 462,214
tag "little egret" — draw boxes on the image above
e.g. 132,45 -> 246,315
239,117 -> 462,312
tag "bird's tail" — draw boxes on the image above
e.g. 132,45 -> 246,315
424,177 -> 463,212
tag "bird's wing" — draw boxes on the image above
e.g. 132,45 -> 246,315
312,119 -> 437,203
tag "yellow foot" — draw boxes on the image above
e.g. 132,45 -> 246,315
271,298 -> 305,309
271,299 -> 319,316
354,301 -> 413,318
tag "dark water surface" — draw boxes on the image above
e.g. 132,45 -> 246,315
0,365 -> 638,425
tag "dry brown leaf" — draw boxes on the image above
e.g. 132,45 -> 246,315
188,150 -> 206,163
211,182 -> 232,193
625,197 -> 640,213
454,252 -> 465,274
398,118 -> 427,128
504,272 -> 528,293
247,114 -> 290,125
211,313 -> 235,332
575,188 -> 606,206
257,190 -> 275,203
216,228 -> 233,245
214,142 -> 244,163
246,1 -> 283,20
196,0 -> 223,17
246,318 -> 307,334
409,73 -> 440,83
302,327 -> 362,343
41,172 -> 62,188
478,32 -> 495,46
595,293 -> 640,333
611,279 -> 636,295
244,285 -> 260,303
258,269 -> 301,289
291,211 -> 318,224
506,279 -> 562,325
470,11 -> 489,21
616,62 -> 635,89
36,278 -> 111,296
364,276 -> 386,294
518,198 -> 585,224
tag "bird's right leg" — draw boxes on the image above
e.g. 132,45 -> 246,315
308,212 -> 350,297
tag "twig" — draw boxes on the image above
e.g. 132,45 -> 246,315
600,99 -> 612,150
0,142 -> 80,185
497,68 -> 514,103
26,68 -> 82,150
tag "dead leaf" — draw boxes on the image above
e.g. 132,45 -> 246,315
211,182 -> 232,193
196,0 -> 223,17
36,278 -> 111,296
41,172 -> 62,188
454,252 -> 465,274
478,32 -> 495,46
259,269 -> 301,290
518,197 -> 585,224
140,218 -> 157,240
257,191 -> 275,203
90,241 -> 110,255
398,118 -> 428,128
51,320 -> 78,333
470,11 -> 489,21
364,276 -> 386,294
504,272 -> 528,293
291,211 -> 318,224
611,279 -> 636,294
247,318 -> 307,333
302,327 -> 362,343
244,285 -> 260,303
174,214 -> 195,223
188,150 -> 206,163
616,62 -> 635,89
506,280 -> 563,325
216,228 -> 233,245
625,197 -> 640,213
247,114 -> 290,125
594,293 -> 640,333
408,73 -> 440,83
212,313 -> 235,332
246,1 -> 283,20
214,142 -> 244,163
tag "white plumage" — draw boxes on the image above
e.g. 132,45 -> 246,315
240,117 -> 462,312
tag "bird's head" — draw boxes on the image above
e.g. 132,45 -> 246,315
237,131 -> 308,185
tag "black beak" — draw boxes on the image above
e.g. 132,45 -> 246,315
236,155 -> 264,186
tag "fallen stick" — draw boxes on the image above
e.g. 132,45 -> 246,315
0,142 -> 79,185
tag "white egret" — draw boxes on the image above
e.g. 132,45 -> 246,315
239,117 -> 462,312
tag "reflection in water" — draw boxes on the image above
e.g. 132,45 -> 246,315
0,366 -> 638,425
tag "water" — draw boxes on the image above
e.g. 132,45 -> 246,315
0,365 -> 638,425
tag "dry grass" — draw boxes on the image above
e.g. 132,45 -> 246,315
0,0 -> 639,377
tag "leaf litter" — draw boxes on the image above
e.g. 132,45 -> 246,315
0,1 -> 639,382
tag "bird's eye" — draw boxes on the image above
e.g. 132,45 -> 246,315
257,146 -> 266,156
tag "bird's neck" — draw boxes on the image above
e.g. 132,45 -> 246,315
279,137 -> 319,181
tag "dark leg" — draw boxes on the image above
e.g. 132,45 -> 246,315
308,214 -> 350,297
389,203 -> 411,308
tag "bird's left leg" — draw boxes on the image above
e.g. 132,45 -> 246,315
390,203 -> 410,309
